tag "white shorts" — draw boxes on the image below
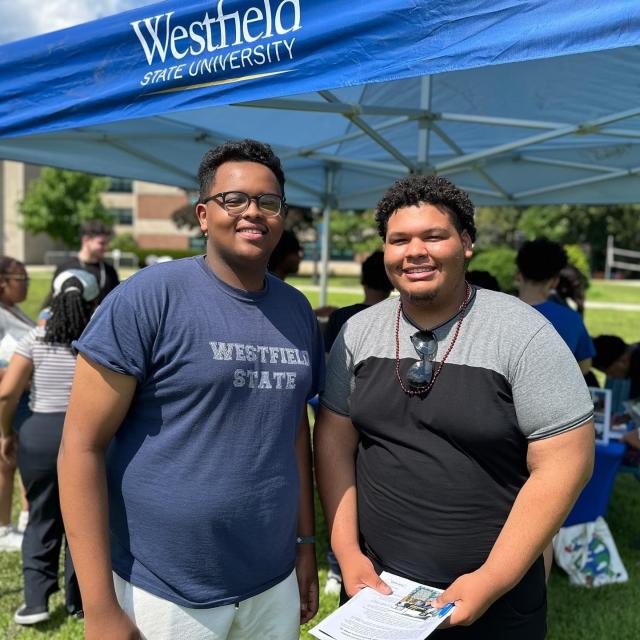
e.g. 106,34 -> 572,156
113,570 -> 300,640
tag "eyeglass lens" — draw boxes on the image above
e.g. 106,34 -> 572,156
406,330 -> 437,387
223,192 -> 282,216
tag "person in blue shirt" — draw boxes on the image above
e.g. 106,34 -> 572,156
516,237 -> 596,582
58,139 -> 324,640
516,238 -> 595,376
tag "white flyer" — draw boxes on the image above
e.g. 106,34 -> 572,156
310,571 -> 455,640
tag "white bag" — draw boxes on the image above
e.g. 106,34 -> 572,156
553,516 -> 628,587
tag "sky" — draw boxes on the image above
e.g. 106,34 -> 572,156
0,0 -> 157,44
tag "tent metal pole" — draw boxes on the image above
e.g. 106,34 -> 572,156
429,122 -> 512,199
417,76 -> 432,173
318,90 -> 417,170
435,106 -> 640,173
518,155 -> 621,174
512,163 -> 640,199
439,113 -> 567,130
236,98 -> 429,118
279,116 -> 412,160
319,167 -> 334,308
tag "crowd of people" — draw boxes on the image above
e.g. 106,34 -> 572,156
0,138 -> 635,639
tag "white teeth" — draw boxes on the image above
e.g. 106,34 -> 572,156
405,267 -> 434,273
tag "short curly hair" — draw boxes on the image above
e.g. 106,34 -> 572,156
375,175 -> 476,242
197,139 -> 285,202
516,238 -> 567,282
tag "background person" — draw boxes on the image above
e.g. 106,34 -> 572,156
0,269 -> 98,625
593,335 -> 640,400
515,238 -> 596,581
324,251 -> 393,354
268,229 -> 303,280
315,175 -> 594,639
58,140 -> 323,640
516,238 -> 595,377
49,220 -> 119,306
548,264 -> 587,316
0,257 -> 35,551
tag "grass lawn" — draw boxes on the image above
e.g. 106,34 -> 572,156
1,275 -> 638,638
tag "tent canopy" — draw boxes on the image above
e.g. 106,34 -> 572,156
1,0 -> 640,207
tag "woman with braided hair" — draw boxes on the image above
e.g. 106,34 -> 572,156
0,269 -> 99,626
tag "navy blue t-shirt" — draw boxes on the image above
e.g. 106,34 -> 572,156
75,257 -> 324,608
533,301 -> 595,362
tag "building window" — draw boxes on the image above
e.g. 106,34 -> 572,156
107,178 -> 133,192
109,207 -> 134,225
189,236 -> 206,250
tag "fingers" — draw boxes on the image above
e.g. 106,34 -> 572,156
299,579 -> 319,624
343,558 -> 392,597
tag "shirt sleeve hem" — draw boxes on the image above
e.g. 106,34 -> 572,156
526,410 -> 595,441
74,346 -> 144,383
318,397 -> 350,417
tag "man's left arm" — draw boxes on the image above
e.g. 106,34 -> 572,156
435,421 -> 594,625
295,409 -> 318,624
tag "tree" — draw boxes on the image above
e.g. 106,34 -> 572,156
329,209 -> 383,256
20,168 -> 113,247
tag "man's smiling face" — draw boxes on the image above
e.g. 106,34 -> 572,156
384,202 -> 473,305
196,161 -> 284,271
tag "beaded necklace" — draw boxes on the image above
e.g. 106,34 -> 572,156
395,282 -> 471,396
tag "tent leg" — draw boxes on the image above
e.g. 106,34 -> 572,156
319,168 -> 335,308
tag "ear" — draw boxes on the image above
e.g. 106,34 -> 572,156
195,202 -> 208,235
461,231 -> 473,259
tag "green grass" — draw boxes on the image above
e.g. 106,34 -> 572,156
2,274 -> 638,638
588,281 -> 640,305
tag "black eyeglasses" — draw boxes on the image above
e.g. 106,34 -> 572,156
201,191 -> 287,217
406,330 -> 438,388
2,275 -> 30,282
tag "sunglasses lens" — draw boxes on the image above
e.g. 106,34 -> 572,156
411,331 -> 437,357
407,359 -> 433,387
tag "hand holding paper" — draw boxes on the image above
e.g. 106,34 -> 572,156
340,551 -> 392,599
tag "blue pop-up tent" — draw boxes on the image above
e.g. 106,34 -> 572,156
1,0 -> 640,299
1,0 -> 640,207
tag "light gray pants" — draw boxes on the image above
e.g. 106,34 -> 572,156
113,570 -> 300,639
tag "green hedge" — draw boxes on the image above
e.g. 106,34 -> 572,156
468,247 -> 517,293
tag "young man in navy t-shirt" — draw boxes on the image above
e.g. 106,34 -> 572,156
58,140 -> 324,640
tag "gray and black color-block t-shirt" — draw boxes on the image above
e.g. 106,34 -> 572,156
321,286 -> 593,585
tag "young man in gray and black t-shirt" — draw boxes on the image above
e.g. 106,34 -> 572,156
315,175 -> 594,639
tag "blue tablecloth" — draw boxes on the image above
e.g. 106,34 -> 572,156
564,441 -> 626,527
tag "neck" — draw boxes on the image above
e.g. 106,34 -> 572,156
78,248 -> 97,263
518,281 -> 550,306
401,279 -> 468,329
205,252 -> 267,292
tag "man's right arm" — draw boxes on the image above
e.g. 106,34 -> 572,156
313,405 -> 391,597
58,354 -> 140,639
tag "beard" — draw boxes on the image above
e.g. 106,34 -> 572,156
407,289 -> 439,304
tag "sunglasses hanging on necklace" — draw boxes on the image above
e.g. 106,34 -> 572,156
395,282 -> 471,396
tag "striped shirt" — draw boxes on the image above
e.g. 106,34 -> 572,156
15,327 -> 76,413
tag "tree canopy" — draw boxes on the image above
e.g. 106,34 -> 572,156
20,168 -> 113,247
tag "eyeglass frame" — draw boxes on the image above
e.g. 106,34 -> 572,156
406,330 -> 438,388
1,274 -> 30,282
200,191 -> 287,217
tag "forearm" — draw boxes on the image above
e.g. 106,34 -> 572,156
58,440 -> 120,616
295,413 -> 315,539
313,412 -> 360,561
482,442 -> 593,593
0,396 -> 19,438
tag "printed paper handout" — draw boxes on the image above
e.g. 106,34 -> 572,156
310,571 -> 454,640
